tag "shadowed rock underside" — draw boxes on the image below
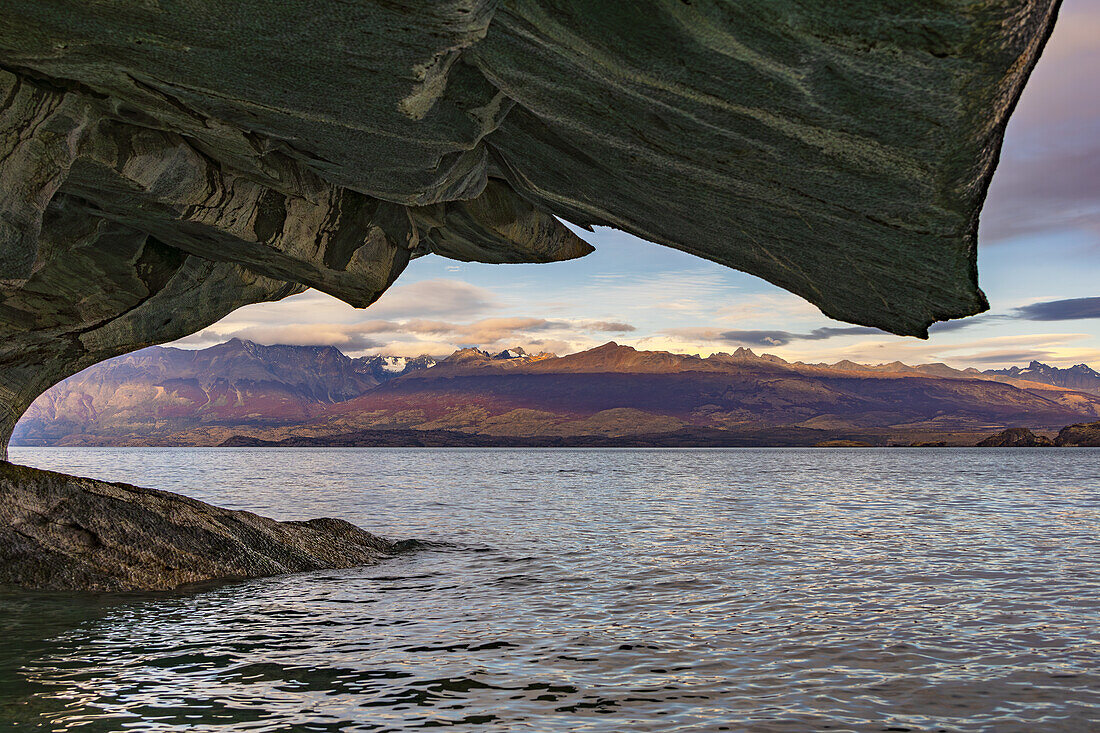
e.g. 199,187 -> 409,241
0,0 -> 1062,457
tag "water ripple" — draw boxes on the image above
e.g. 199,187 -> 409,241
1,447 -> 1098,731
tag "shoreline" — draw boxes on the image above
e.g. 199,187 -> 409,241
12,422 -> 1098,449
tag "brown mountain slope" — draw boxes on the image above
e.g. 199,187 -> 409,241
274,343 -> 1100,444
15,341 -> 1100,447
13,340 -> 395,445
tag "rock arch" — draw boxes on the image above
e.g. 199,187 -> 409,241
0,0 -> 1061,459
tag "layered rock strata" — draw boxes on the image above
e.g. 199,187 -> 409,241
0,461 -> 410,591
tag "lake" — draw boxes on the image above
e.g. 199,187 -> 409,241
2,447 -> 1098,731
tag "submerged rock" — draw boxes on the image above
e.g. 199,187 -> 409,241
0,462 -> 406,591
1053,421 -> 1100,447
976,428 -> 1054,447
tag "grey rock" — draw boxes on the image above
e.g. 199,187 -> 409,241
0,194 -> 302,457
0,461 -> 405,591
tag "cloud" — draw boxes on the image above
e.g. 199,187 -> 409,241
963,351 -> 1054,365
783,332 -> 1100,370
402,317 -> 563,345
979,0 -> 1100,242
364,279 -> 502,319
568,267 -> 744,318
1014,296 -> 1100,321
171,280 -> 504,346
652,323 -> 1100,369
925,314 -> 1006,333
800,326 -> 884,340
687,325 -> 883,347
585,321 -> 636,332
712,293 -> 822,322
690,311 -> 1063,345
715,330 -> 795,347
180,322 -> 398,351
177,312 -> 640,359
235,326 -> 383,351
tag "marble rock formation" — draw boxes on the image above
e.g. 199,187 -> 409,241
0,1 -> 1062,459
0,461 -> 411,591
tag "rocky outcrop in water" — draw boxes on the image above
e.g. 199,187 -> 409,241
0,1 -> 1063,457
0,462 -> 408,591
975,428 -> 1054,447
1053,421 -> 1100,447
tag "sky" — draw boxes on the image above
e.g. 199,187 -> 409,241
177,1 -> 1100,369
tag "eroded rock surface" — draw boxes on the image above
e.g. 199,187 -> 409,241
0,462 -> 408,591
0,2 -> 1062,456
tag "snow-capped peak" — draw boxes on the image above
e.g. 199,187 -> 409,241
379,356 -> 408,373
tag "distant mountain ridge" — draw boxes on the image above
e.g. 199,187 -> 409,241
13,338 -> 435,445
984,361 -> 1100,395
12,340 -> 1100,447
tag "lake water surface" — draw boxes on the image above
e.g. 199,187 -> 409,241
2,447 -> 1098,731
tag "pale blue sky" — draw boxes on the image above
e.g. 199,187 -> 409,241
181,0 -> 1100,368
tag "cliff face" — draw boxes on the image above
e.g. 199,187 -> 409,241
0,1 -> 1062,456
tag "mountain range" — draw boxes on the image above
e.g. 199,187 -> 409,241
984,362 -> 1100,395
12,339 -> 1100,448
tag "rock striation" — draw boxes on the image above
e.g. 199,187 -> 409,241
0,461 -> 410,591
0,1 -> 1063,457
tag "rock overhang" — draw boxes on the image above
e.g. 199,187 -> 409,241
0,0 -> 1063,453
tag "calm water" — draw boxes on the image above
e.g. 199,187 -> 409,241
2,447 -> 1099,732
